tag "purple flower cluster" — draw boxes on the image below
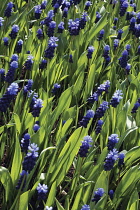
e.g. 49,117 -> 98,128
104,148 -> 119,171
92,188 -> 105,203
95,101 -> 109,119
9,25 -> 19,39
110,90 -> 123,108
81,204 -> 90,210
107,134 -> 119,150
21,133 -> 31,153
44,36 -> 59,59
5,61 -> 18,84
95,120 -> 104,134
78,136 -> 92,157
37,183 -> 48,200
79,110 -> 94,128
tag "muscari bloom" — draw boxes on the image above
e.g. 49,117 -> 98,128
79,110 -> 94,128
69,54 -> 73,63
92,188 -> 105,203
108,190 -> 114,199
81,204 -> 90,210
9,25 -> 19,39
129,17 -> 136,32
24,55 -> 34,70
0,69 -> 5,81
21,133 -> 31,153
119,50 -> 128,68
44,10 -> 54,26
47,21 -> 56,37
84,1 -> 92,11
68,19 -> 80,35
110,90 -> 123,108
87,46 -> 95,59
41,0 -> 47,9
33,121 -> 40,132
95,120 -> 104,134
58,22 -> 64,33
4,2 -> 14,17
95,101 -> 109,119
28,91 -> 38,112
98,29 -> 105,41
32,99 -> 43,117
78,136 -> 92,157
79,12 -> 88,29
0,17 -> 4,27
104,148 -> 119,171
114,39 -> 119,50
44,36 -> 59,59
52,83 -> 61,95
15,39 -> 23,53
134,24 -> 140,38
136,12 -> 140,24
37,28 -> 43,39
119,1 -> 128,17
131,100 -> 140,113
62,7 -> 68,18
5,61 -> 18,83
3,37 -> 9,46
117,29 -> 123,39
39,59 -> 47,69
53,3 -> 59,14
11,54 -> 18,62
95,12 -> 101,23
34,5 -> 42,19
23,79 -> 33,94
37,183 -> 48,200
22,143 -> 39,173
118,153 -> 125,168
107,134 -> 119,150
0,83 -> 19,112
16,170 -> 28,191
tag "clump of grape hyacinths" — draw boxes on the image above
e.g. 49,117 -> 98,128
117,29 -> 123,40
107,134 -> 119,150
110,90 -> 123,108
32,99 -> 43,117
118,153 -> 125,168
84,1 -> 92,11
131,99 -> 140,113
92,188 -> 105,203
4,2 -> 14,18
108,190 -> 114,199
16,170 -> 28,191
119,50 -> 128,68
9,25 -> 19,39
23,79 -> 33,95
95,101 -> 109,119
3,37 -> 9,46
120,1 -> 128,16
47,21 -> 56,37
58,22 -> 64,33
5,61 -> 18,84
95,120 -> 104,134
79,110 -> 94,128
21,133 -> 31,153
22,143 -> 39,173
0,83 -> 19,112
24,55 -> 34,70
0,69 -> 5,82
78,136 -> 92,157
104,148 -> 119,171
87,46 -> 95,59
81,204 -> 90,210
37,28 -> 43,39
44,37 -> 59,59
95,12 -> 101,23
34,5 -> 42,19
98,29 -> 105,41
33,121 -> 40,132
15,39 -> 23,53
37,183 -> 48,200
52,83 -> 61,95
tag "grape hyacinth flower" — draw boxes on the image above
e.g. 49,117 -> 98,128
81,204 -> 90,210
79,110 -> 95,128
92,188 -> 105,203
104,148 -> 119,171
62,7 -> 68,18
37,28 -> 43,39
108,190 -> 114,199
32,99 -> 43,117
28,91 -> 38,112
87,92 -> 99,104
110,90 -> 123,108
34,5 -> 42,19
21,133 -> 31,153
129,17 -> 136,32
95,12 -> 101,23
61,1 -> 70,10
47,21 -> 56,37
9,25 -> 19,39
125,63 -> 131,74
5,61 -> 18,84
39,59 -> 47,69
87,46 -> 95,59
0,17 -> 4,27
125,44 -> 131,52
84,1 -> 92,11
24,55 -> 34,70
117,29 -> 123,40
98,29 -> 105,41
95,101 -> 109,119
23,79 -> 33,94
68,19 -> 80,35
53,3 -> 59,14
0,69 -> 5,82
10,54 -> 18,62
16,170 -> 28,191
44,10 -> 54,26
44,36 -> 59,59
114,39 -> 119,50
3,37 -> 9,46
119,50 -> 128,68
103,45 -> 110,62
4,2 -> 14,18
69,54 -> 73,63
107,134 -> 119,150
37,183 -> 48,200
118,153 -> 125,168
0,83 -> 19,112
22,143 -> 39,173
41,0 -> 47,9
52,83 -> 61,95
131,101 -> 140,113
15,39 -> 23,53
78,136 -> 92,157
95,120 -> 104,134
119,1 -> 128,17
58,22 -> 64,33
113,17 -> 118,25
33,121 -> 40,132
79,12 -> 88,29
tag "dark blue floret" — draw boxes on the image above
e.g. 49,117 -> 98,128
114,39 -> 119,50
5,61 -> 18,84
37,183 -> 48,200
107,134 -> 119,150
125,63 -> 131,74
92,188 -> 105,203
62,7 -> 68,18
44,10 -> 54,26
37,28 -> 43,39
84,1 -> 92,11
3,37 -> 9,46
119,50 -> 128,68
0,69 -> 5,82
68,19 -> 80,35
21,133 -> 31,153
23,79 -> 33,94
131,101 -> 140,113
95,120 -> 104,134
118,153 -> 125,168
15,39 -> 23,53
9,25 -> 19,39
117,29 -> 123,39
4,2 -> 14,18
136,12 -> 140,24
98,29 -> 105,41
108,190 -> 114,199
104,149 -> 119,171
16,170 -> 28,191
95,12 -> 101,23
87,46 -> 94,59
87,92 -> 98,104
33,122 -> 40,132
129,17 -> 136,32
95,101 -> 109,119
110,90 -> 123,107
41,0 -> 47,9
34,5 -> 42,19
32,99 -> 43,117
78,136 -> 92,157
79,12 -> 88,29
39,59 -> 47,69
24,56 -> 34,70
119,1 -> 128,16
52,83 -> 61,95
69,54 -> 73,63
134,24 -> 140,38
79,110 -> 94,128
44,37 -> 59,59
113,17 -> 118,25
58,22 -> 64,33
47,21 -> 56,37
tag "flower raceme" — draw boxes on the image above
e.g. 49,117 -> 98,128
44,36 -> 59,59
110,90 -> 123,108
78,136 -> 93,157
107,134 -> 119,150
9,25 -> 19,39
79,110 -> 94,128
92,188 -> 105,203
37,183 -> 48,200
104,148 -> 119,171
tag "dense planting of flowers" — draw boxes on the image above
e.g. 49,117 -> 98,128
0,0 -> 140,209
